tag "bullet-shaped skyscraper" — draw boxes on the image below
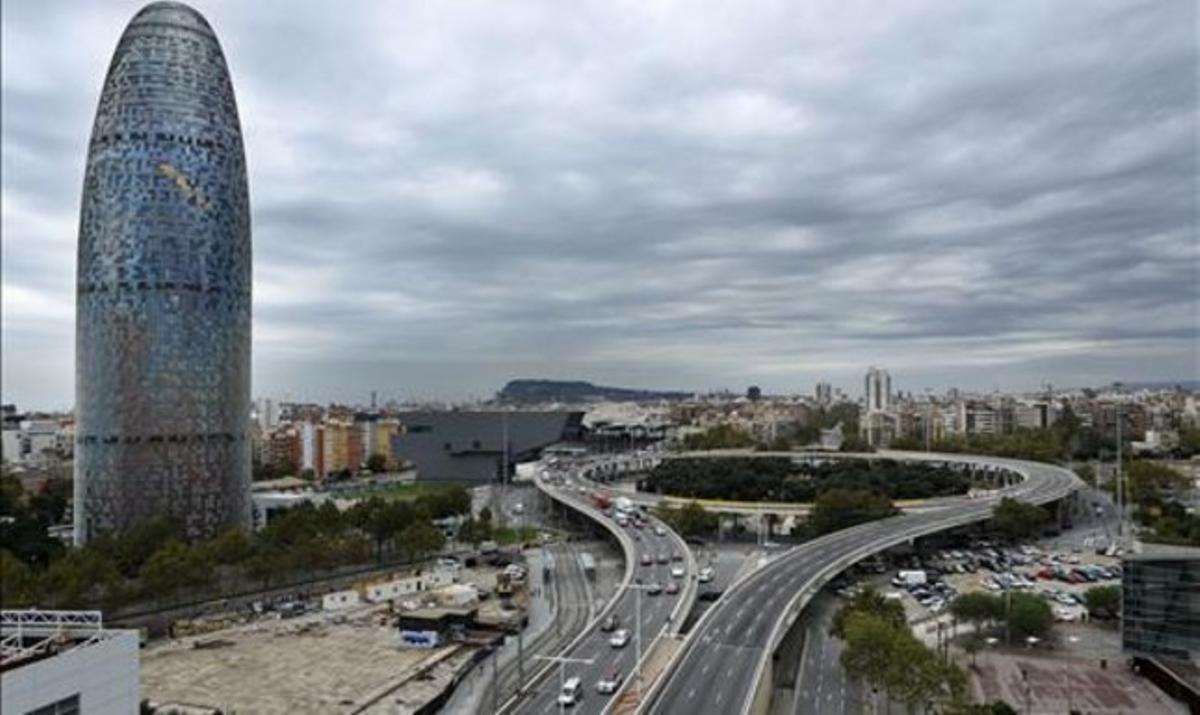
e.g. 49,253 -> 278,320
75,2 -> 251,543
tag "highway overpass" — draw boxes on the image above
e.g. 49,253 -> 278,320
500,468 -> 696,715
639,452 -> 1081,715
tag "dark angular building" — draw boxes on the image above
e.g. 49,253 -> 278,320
392,411 -> 584,483
74,2 -> 251,543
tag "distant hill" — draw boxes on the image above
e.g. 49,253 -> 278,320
498,379 -> 693,403
1111,380 -> 1199,392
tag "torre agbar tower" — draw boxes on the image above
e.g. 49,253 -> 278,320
74,2 -> 251,543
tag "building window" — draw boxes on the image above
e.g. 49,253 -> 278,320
27,694 -> 81,715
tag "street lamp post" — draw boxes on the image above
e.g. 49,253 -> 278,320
532,654 -> 594,715
1065,634 -> 1080,714
625,581 -> 660,705
1024,636 -> 1040,715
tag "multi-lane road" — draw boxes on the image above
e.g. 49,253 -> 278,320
643,452 -> 1081,715
506,471 -> 694,715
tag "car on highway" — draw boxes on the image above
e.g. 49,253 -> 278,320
558,676 -> 583,707
609,629 -> 631,648
596,671 -> 624,694
640,553 -> 653,567
670,565 -> 685,579
600,614 -> 619,632
646,582 -> 663,595
697,567 -> 715,583
654,525 -> 666,536
656,553 -> 669,564
671,551 -> 683,562
665,581 -> 680,595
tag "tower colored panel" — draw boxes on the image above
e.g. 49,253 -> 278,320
74,2 -> 251,543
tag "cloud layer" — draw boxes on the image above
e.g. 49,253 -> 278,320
3,0 -> 1197,407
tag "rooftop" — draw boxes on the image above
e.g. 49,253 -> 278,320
0,610 -> 127,672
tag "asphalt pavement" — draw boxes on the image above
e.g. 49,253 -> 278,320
791,593 -> 862,715
508,477 -> 691,715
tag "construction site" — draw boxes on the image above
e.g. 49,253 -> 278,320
141,556 -> 532,714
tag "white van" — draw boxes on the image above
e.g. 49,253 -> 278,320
558,676 -> 583,706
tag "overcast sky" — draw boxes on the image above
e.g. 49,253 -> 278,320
2,0 -> 1197,409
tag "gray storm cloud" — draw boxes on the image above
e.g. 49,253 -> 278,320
2,0 -> 1196,406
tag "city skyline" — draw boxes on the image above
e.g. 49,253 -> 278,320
4,0 -> 1198,409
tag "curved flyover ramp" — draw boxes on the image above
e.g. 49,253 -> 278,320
642,451 -> 1082,715
500,467 -> 696,715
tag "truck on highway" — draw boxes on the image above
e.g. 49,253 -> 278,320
615,496 -> 634,514
591,492 -> 612,510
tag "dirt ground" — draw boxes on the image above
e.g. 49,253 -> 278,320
142,604 -> 469,714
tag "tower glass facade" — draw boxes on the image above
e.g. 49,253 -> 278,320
74,1 -> 251,542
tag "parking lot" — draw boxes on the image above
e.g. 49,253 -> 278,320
841,537 -> 1124,625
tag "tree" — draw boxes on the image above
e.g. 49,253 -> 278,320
1007,592 -> 1053,640
28,478 -> 71,524
207,528 -> 252,566
366,453 -> 388,473
1074,464 -> 1096,487
888,635 -> 965,712
950,592 -> 1005,630
962,631 -> 984,669
1177,427 -> 1200,457
655,501 -> 719,537
91,516 -> 183,578
244,545 -> 288,588
991,498 -> 1049,541
398,521 -> 445,563
457,517 -> 491,547
39,548 -> 124,609
831,585 -> 907,638
682,424 -> 755,450
810,489 -> 896,535
841,612 -> 898,702
141,540 -> 212,601
1084,585 -> 1120,620
1125,460 -> 1188,507
334,533 -> 372,565
839,433 -> 874,453
0,549 -> 39,607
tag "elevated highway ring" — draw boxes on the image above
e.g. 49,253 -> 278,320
576,450 -> 1026,518
637,451 -> 1082,715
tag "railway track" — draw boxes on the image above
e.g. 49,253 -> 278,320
485,542 -> 594,706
